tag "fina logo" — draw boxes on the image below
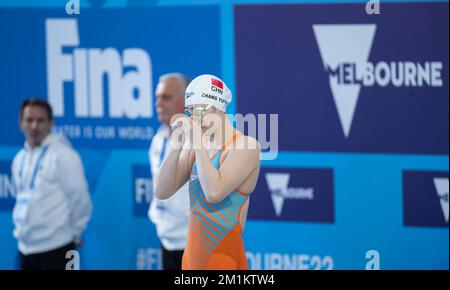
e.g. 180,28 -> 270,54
312,24 -> 444,138
0,172 -> 15,200
0,168 -> 16,211
265,173 -> 314,217
135,177 -> 152,205
45,19 -> 153,119
433,177 -> 449,223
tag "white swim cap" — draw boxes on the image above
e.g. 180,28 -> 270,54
185,74 -> 232,112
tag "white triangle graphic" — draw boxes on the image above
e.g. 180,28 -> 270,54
265,173 -> 290,217
433,177 -> 449,223
313,24 -> 377,137
271,193 -> 285,217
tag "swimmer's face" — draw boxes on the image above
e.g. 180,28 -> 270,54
185,105 -> 220,133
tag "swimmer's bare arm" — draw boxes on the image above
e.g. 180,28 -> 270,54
154,136 -> 193,200
195,136 -> 260,204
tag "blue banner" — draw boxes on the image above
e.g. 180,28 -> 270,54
0,2 -> 448,270
133,164 -> 152,217
0,161 -> 15,211
235,3 -> 449,154
403,170 -> 449,228
248,167 -> 334,223
0,8 -> 221,149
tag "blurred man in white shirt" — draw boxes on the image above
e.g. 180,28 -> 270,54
12,99 -> 92,270
148,73 -> 190,270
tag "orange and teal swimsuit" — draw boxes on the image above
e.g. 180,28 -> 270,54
182,133 -> 249,270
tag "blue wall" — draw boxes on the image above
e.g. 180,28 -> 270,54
0,0 -> 448,270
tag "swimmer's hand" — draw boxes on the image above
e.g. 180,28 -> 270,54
190,118 -> 206,149
169,114 -> 208,150
169,114 -> 190,150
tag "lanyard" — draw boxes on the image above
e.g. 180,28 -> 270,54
17,145 -> 49,192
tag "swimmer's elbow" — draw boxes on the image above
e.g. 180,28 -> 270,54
154,184 -> 172,200
153,188 -> 165,200
204,189 -> 226,204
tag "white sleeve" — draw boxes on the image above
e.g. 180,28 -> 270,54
11,150 -> 23,191
148,134 -> 165,222
149,138 -> 160,193
58,147 -> 93,240
11,153 -> 18,188
148,145 -> 155,192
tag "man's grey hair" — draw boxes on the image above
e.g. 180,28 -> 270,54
158,72 -> 191,95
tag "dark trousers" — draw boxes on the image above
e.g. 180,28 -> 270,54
19,242 -> 76,270
161,244 -> 184,270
